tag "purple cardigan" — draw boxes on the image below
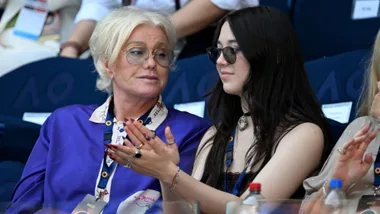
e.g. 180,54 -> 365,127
7,104 -> 210,214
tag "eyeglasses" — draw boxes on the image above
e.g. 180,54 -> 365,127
125,46 -> 174,68
206,46 -> 241,64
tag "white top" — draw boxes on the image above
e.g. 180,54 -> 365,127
74,0 -> 259,23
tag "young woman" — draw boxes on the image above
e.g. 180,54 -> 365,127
108,6 -> 333,214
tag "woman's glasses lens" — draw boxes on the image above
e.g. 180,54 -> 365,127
206,47 -> 237,64
126,47 -> 174,68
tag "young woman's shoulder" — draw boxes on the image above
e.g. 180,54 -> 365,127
279,122 -> 324,148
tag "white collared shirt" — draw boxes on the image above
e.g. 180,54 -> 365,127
74,0 -> 259,23
89,95 -> 169,204
89,96 -> 113,123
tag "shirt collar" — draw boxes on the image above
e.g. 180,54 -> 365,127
89,95 -> 164,124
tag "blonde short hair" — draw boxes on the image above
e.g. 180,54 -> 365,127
358,30 -> 380,116
89,7 -> 177,93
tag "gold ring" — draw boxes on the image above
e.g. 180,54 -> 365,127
337,148 -> 346,155
136,143 -> 144,149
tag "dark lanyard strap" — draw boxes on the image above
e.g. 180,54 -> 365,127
121,0 -> 136,6
224,129 -> 250,196
175,0 -> 181,10
97,100 -> 152,189
374,150 -> 380,186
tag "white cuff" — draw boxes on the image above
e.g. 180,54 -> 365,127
210,0 -> 259,10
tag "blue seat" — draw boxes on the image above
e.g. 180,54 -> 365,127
0,161 -> 25,204
0,57 -> 108,207
292,0 -> 380,61
305,49 -> 371,143
0,115 -> 41,162
162,54 -> 218,108
0,57 -> 108,118
0,114 -> 39,210
0,123 -> 4,136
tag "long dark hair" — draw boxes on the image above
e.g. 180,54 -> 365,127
200,6 -> 332,192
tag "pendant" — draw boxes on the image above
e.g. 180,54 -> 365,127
237,115 -> 248,131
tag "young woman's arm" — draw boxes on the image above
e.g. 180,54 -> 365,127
110,122 -> 325,213
159,123 -> 325,214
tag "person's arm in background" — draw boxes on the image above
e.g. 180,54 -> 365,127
61,0 -> 254,58
59,0 -> 119,58
47,0 -> 81,11
171,0 -> 227,39
172,0 -> 259,38
300,119 -> 375,214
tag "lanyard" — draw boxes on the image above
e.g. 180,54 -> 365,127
121,0 -> 135,6
97,100 -> 152,191
224,129 -> 251,196
374,151 -> 380,187
175,0 -> 180,10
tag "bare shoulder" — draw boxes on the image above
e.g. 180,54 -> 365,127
277,122 -> 324,150
284,122 -> 323,141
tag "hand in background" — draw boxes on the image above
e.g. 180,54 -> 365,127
330,124 -> 376,192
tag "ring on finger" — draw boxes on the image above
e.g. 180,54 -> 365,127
167,140 -> 176,145
151,130 -> 156,139
134,148 -> 142,158
123,159 -> 132,168
337,148 -> 346,155
136,143 -> 144,149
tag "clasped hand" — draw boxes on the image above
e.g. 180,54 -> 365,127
105,120 -> 180,181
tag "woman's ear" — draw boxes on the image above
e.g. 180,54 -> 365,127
103,59 -> 114,79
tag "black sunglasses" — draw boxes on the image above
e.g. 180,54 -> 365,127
206,46 -> 241,64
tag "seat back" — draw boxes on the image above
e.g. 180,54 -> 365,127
162,54 -> 218,109
305,49 -> 371,143
0,57 -> 108,118
293,0 -> 380,61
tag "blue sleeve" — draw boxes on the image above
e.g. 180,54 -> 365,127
6,115 -> 54,214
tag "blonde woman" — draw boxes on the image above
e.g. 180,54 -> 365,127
6,7 -> 210,214
301,31 -> 380,214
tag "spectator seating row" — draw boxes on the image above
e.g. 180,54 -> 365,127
260,0 -> 380,61
0,48 -> 371,206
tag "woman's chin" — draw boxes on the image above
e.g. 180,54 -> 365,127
133,90 -> 161,99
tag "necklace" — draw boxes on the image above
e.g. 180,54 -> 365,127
237,113 -> 250,132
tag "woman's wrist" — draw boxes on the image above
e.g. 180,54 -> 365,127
160,162 -> 179,184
